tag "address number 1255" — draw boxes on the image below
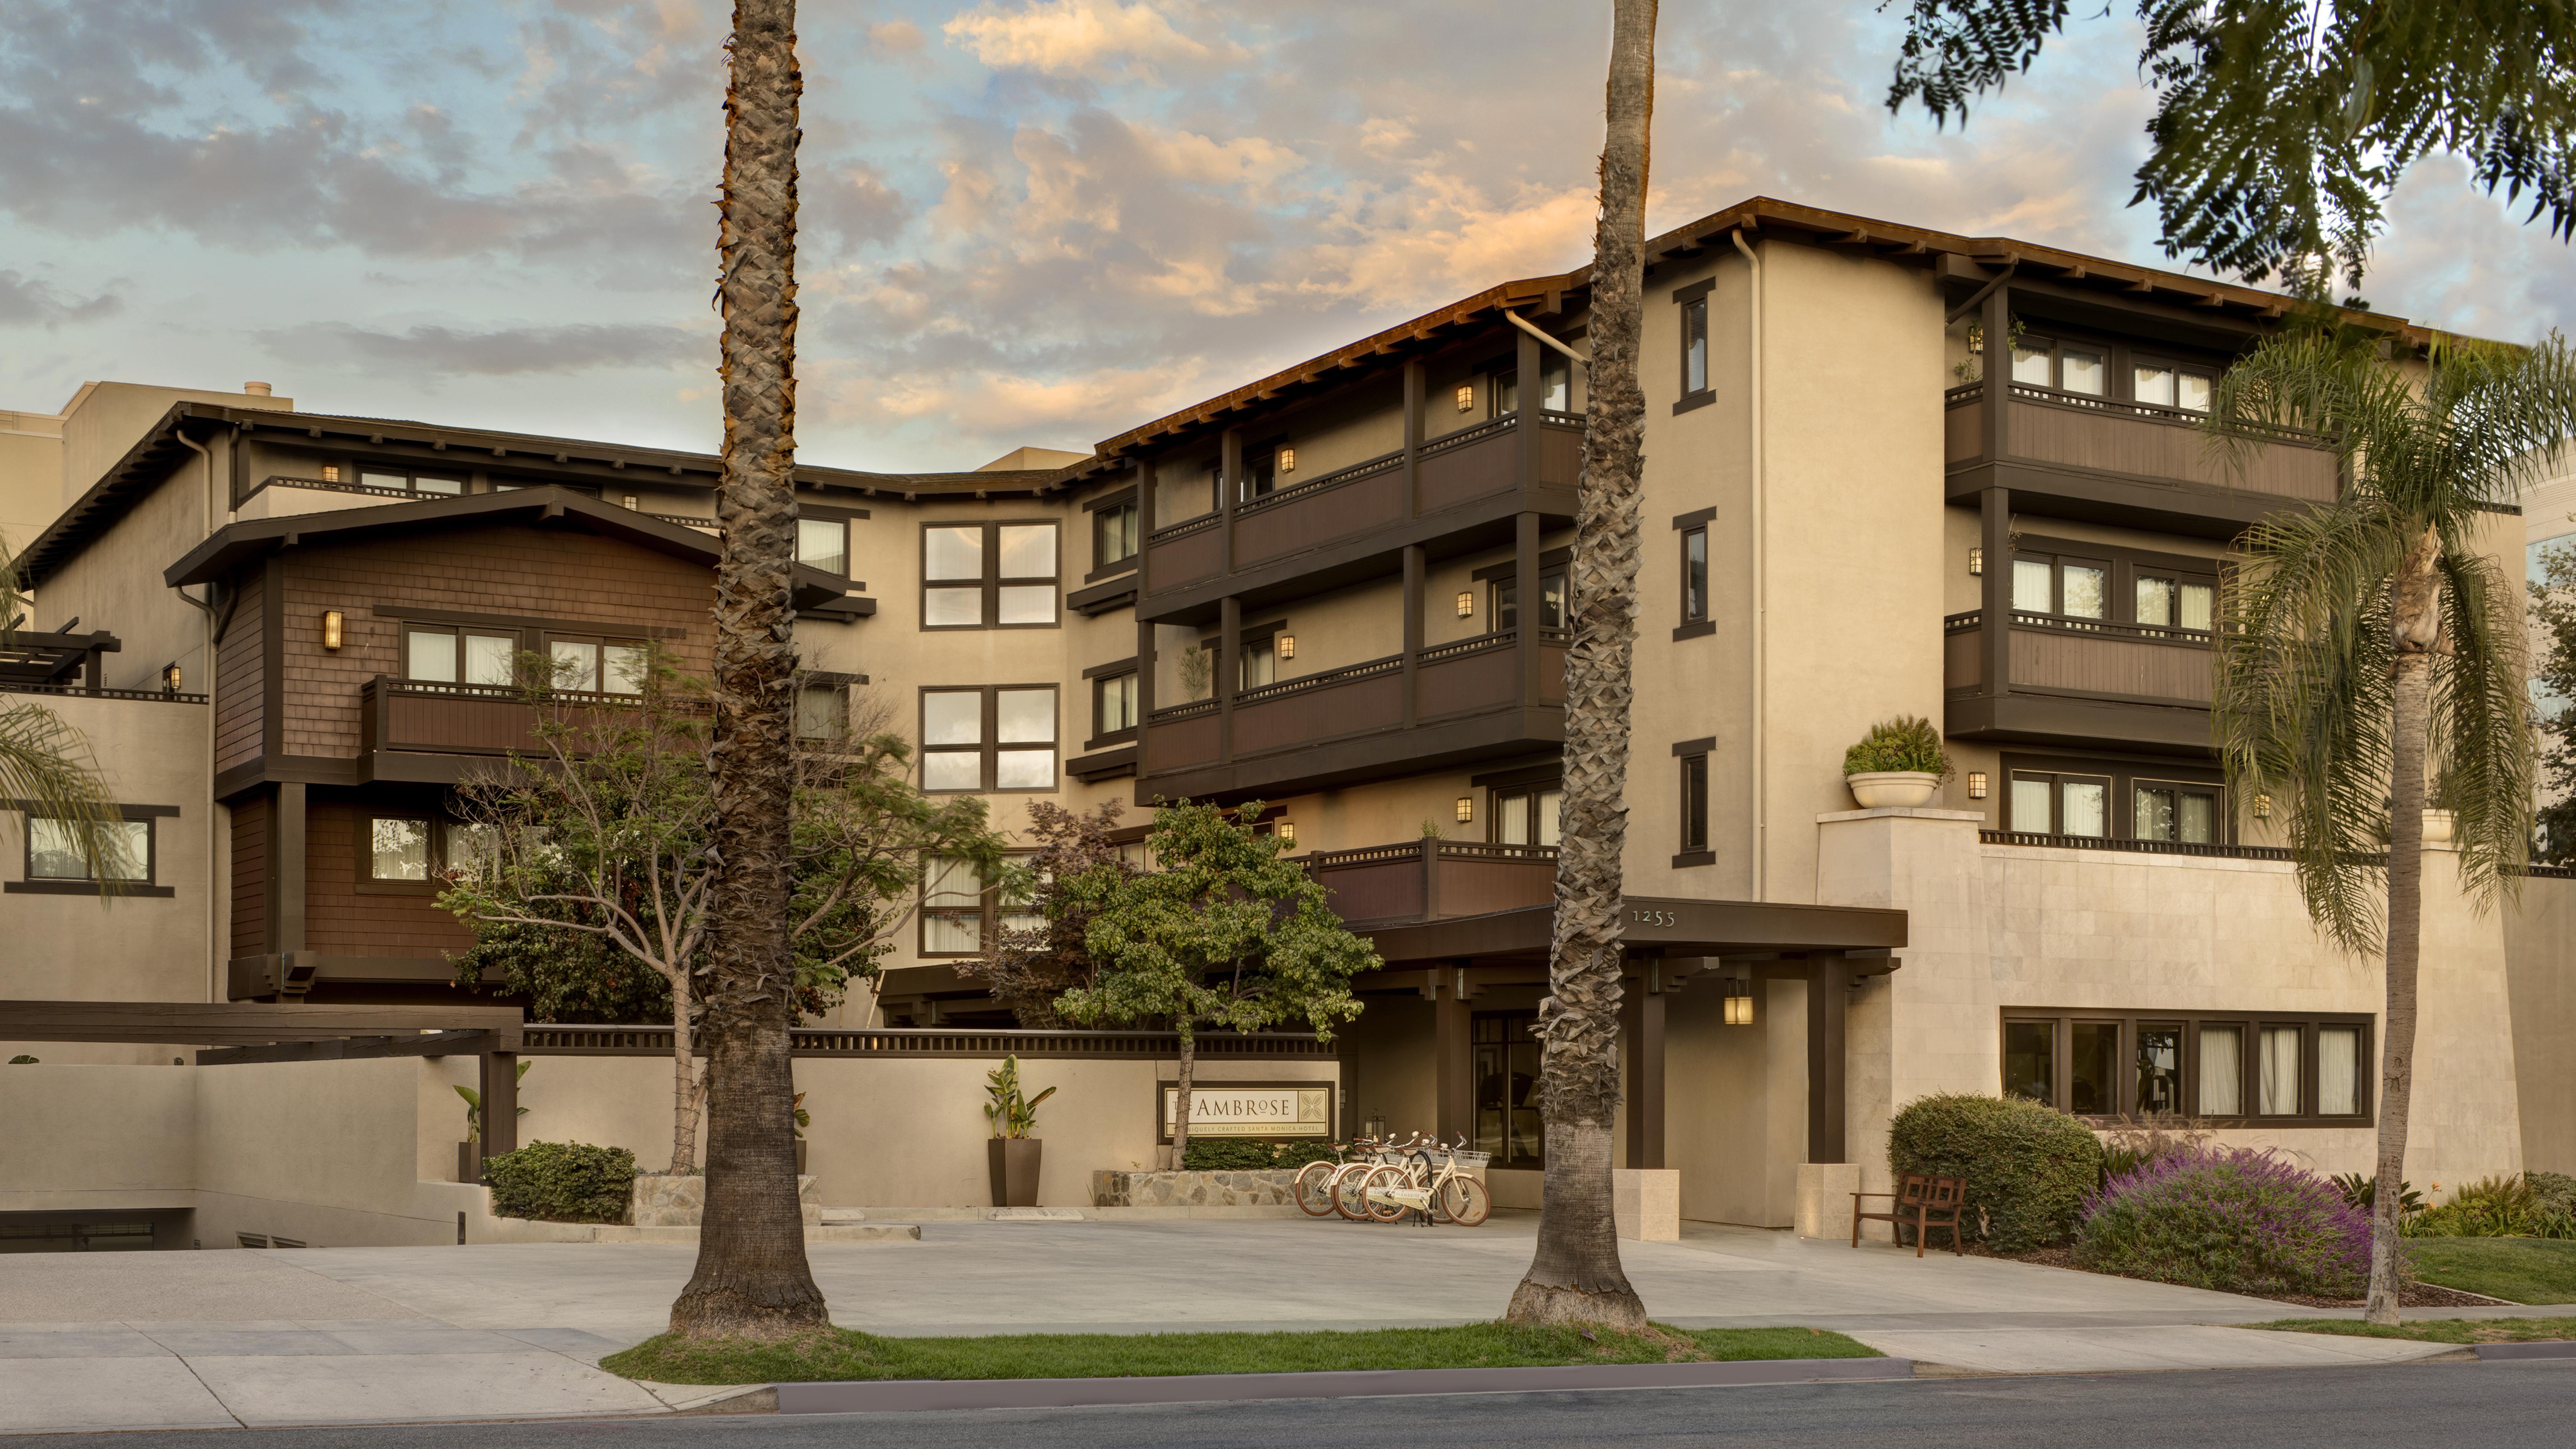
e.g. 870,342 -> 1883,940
1630,908 -> 1678,927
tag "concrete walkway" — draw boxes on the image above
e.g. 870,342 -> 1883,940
1,1216 -> 2557,1433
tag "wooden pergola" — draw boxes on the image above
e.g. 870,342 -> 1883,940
0,1001 -> 529,1158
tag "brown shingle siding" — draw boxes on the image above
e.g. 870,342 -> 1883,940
302,800 -> 473,958
215,583 -> 265,772
230,793 -> 267,957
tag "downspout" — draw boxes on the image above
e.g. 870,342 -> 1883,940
175,427 -> 221,1005
1732,229 -> 1765,902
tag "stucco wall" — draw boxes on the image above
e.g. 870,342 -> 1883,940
2503,876 -> 2576,1173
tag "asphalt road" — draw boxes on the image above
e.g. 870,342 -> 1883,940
8,1362 -> 2572,1449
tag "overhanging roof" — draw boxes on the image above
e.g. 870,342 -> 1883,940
1354,894 -> 1908,965
0,1000 -> 522,1050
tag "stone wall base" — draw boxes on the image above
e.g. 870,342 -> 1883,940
631,1173 -> 822,1227
1092,1169 -> 1298,1208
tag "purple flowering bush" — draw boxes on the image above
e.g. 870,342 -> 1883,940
2076,1147 -> 2374,1297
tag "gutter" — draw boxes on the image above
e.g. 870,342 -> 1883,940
173,427 -> 222,1007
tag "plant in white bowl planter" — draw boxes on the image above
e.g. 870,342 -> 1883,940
1843,715 -> 1953,809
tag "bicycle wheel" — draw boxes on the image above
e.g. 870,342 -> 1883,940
1293,1160 -> 1340,1217
1437,1175 -> 1492,1227
1362,1165 -> 1411,1223
1332,1165 -> 1376,1221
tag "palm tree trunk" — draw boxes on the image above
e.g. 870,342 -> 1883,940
669,0 -> 825,1341
2368,527 -> 2443,1325
1172,1022 -> 1195,1167
668,973 -> 701,1175
1506,0 -> 1654,1333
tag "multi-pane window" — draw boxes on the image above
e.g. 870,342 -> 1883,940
1238,637 -> 1277,690
1499,355 -> 1574,414
2010,770 -> 2110,838
549,635 -> 647,694
2011,335 -> 2221,409
1095,501 -> 1139,569
2133,781 -> 2220,843
1094,670 -> 1138,737
24,816 -> 150,883
2134,573 -> 2216,633
359,468 -> 465,495
1681,526 -> 1708,623
359,814 -> 483,887
797,518 -> 849,577
2011,337 -> 2106,396
920,686 -> 1057,792
1473,1012 -> 1544,1168
2003,1011 -> 2370,1122
922,522 -> 1058,629
1492,784 -> 1562,847
406,627 -> 520,687
1681,296 -> 1710,396
796,682 -> 848,741
919,854 -> 1039,956
2012,552 -> 2110,622
2006,756 -> 2227,844
2132,358 -> 2217,413
1495,569 -> 1566,632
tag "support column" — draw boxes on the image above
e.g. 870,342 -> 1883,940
1433,963 -> 1472,1143
1514,511 -> 1541,703
1980,281 -> 2011,459
275,782 -> 306,956
1401,359 -> 1424,519
1806,956 -> 1849,1164
1622,960 -> 1668,1170
1216,595 -> 1240,763
1134,457 -> 1156,779
480,1049 -> 519,1164
1400,543 -> 1424,727
1219,427 -> 1242,572
1981,487 -> 2011,706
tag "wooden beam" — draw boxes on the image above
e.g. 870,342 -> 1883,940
196,1030 -> 497,1065
0,1000 -> 523,1049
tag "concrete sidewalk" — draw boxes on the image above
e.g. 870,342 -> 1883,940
3,1217 -> 2560,1433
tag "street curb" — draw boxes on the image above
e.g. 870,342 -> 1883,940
773,1357 -> 1913,1413
2472,1341 -> 2576,1360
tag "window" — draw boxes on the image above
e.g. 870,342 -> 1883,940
1500,354 -> 1573,414
1681,525 -> 1708,624
406,627 -> 521,688
1492,783 -> 1562,847
1473,1012 -> 1543,1168
358,468 -> 466,495
2133,781 -> 2219,843
25,816 -> 149,883
357,813 -> 483,892
919,686 -> 1057,792
2133,573 -> 2216,634
2008,336 -> 2105,396
2003,1011 -> 2368,1122
2009,770 -> 2110,837
1239,637 -> 1277,690
797,518 -> 849,577
796,681 -> 847,741
547,635 -> 647,694
2011,552 -> 2110,622
1239,441 -> 1282,500
1094,670 -> 1138,738
1095,500 -> 1139,569
1678,752 -> 1708,857
1495,569 -> 1566,632
370,817 -> 431,881
2133,357 -> 2217,413
922,522 -> 1058,630
918,853 -> 1038,956
1681,296 -> 1709,396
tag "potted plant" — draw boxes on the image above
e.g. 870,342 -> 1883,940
984,1055 -> 1057,1207
792,1092 -> 810,1176
1843,715 -> 1953,809
453,1060 -> 531,1184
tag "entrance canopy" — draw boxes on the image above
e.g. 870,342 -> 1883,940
0,1001 -> 523,1063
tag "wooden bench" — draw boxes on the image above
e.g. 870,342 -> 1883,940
1851,1173 -> 1966,1257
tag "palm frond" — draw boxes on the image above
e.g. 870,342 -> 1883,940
2429,547 -> 2533,903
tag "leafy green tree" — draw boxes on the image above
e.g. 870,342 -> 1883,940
2205,322 -> 2576,1323
1056,802 -> 1376,1162
2527,541 -> 2576,864
954,798 -> 1136,1027
1885,0 -> 2576,288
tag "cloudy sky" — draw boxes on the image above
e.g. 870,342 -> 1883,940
2,0 -> 2568,472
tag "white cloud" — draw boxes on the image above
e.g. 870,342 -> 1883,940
943,0 -> 1219,81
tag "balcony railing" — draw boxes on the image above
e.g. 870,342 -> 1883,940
359,676 -> 677,757
1945,381 -> 2336,504
519,1025 -> 1333,1059
1306,838 -> 1560,927
1943,610 -> 2214,704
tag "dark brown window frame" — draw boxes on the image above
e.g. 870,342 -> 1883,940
918,684 -> 1060,794
1472,1010 -> 1546,1169
2002,751 -> 2230,843
1089,668 -> 1139,748
1672,277 -> 1714,414
8,802 -> 178,897
795,515 -> 852,579
1487,778 -> 1563,848
1673,736 -> 1714,867
919,519 -> 1062,632
1674,506 -> 1714,640
353,465 -> 470,496
2006,321 -> 2232,409
917,849 -> 1037,958
2000,1008 -> 2374,1126
1093,497 -> 1141,573
355,811 -> 456,896
2010,534 -> 2220,633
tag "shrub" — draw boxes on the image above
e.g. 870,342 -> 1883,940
1842,715 -> 1952,780
1180,1139 -> 1279,1170
1271,1140 -> 1345,1169
2329,1171 -> 2425,1216
2097,1112 -> 2212,1185
2406,1174 -> 2576,1239
482,1140 -> 638,1223
2076,1147 -> 2372,1297
1888,1093 -> 2102,1251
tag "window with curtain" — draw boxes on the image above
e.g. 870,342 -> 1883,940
797,517 -> 849,577
1238,637 -> 1277,689
1095,500 -> 1139,568
919,855 -> 987,954
2008,771 -> 2111,838
2199,1024 -> 2243,1115
2011,552 -> 2110,623
2134,783 -> 2220,844
26,816 -> 150,883
2317,1026 -> 2363,1116
1493,784 -> 1562,847
2134,573 -> 2216,633
548,635 -> 647,694
1494,570 -> 1566,632
2258,1026 -> 2303,1115
406,626 -> 521,688
1093,671 -> 1138,738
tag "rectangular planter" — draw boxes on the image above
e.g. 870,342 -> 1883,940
988,1138 -> 1043,1207
459,1141 -> 478,1184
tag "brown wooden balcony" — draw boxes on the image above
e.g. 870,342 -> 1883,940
1944,381 -> 2336,537
1307,839 -> 1560,928
1943,610 -> 2214,752
1142,410 -> 1583,611
1140,628 -> 1566,802
356,676 -> 690,782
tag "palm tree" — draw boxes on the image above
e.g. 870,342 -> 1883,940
1504,0 -> 1656,1332
667,0 -> 827,1340
0,542 -> 130,882
2208,324 -> 2576,1325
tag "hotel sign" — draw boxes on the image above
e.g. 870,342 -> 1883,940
1157,1081 -> 1335,1141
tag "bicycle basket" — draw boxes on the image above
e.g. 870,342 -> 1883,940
1448,1149 -> 1493,1169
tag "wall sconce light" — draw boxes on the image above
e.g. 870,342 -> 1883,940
2252,792 -> 2273,820
321,464 -> 342,484
1722,977 -> 1755,1027
623,494 -> 640,510
321,609 -> 344,651
1454,384 -> 1475,412
1968,546 -> 1983,576
1966,770 -> 1988,800
1454,796 -> 1474,824
161,662 -> 182,693
1456,591 -> 1475,618
1276,635 -> 1295,660
1279,447 -> 1296,474
1276,821 -> 1297,848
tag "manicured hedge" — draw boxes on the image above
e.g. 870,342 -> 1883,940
1888,1093 -> 2102,1252
1179,1139 -> 1346,1171
483,1140 -> 638,1223
2078,1148 -> 2371,1296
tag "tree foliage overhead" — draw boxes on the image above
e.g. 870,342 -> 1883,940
2527,541 -> 2576,864
1884,0 -> 2576,285
954,797 -> 1136,1028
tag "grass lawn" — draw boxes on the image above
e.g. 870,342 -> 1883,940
2249,1317 -> 2576,1345
2406,1238 -> 2576,1305
602,1322 -> 1881,1385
